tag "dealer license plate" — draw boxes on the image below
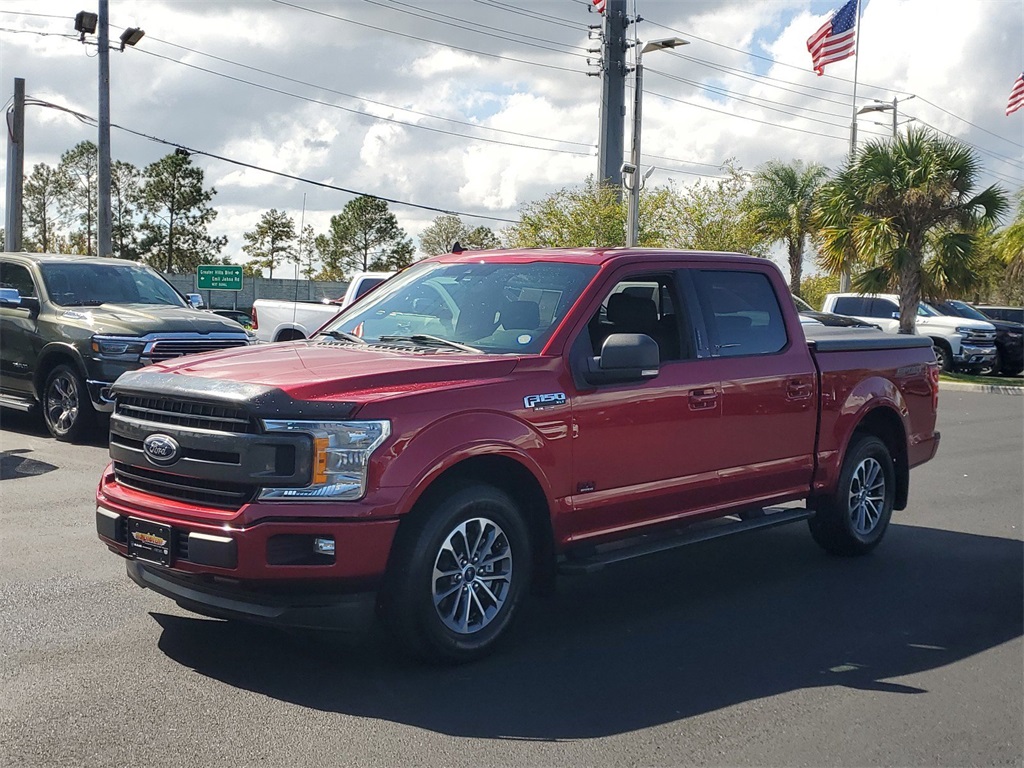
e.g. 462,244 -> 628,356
127,518 -> 173,566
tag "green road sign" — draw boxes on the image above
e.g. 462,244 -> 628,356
197,265 -> 243,291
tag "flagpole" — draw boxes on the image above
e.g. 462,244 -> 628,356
840,0 -> 863,293
848,0 -> 863,160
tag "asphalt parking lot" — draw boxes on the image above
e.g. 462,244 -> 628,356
1,389 -> 1021,768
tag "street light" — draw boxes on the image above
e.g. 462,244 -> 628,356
119,27 -> 145,51
625,36 -> 688,248
857,95 -> 916,138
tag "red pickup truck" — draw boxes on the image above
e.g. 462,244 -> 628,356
96,249 -> 940,662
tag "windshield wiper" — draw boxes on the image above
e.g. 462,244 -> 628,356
318,330 -> 368,344
62,300 -> 107,307
378,334 -> 480,353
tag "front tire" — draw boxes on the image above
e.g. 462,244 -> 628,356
42,364 -> 95,442
380,484 -> 532,664
809,435 -> 895,556
931,340 -> 952,372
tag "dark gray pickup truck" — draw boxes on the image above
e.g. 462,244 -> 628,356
0,252 -> 250,441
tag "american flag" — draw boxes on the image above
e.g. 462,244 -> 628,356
806,0 -> 858,76
1007,72 -> 1024,116
592,0 -> 606,13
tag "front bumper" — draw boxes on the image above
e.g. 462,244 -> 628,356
125,560 -> 378,631
86,379 -> 116,413
954,343 -> 997,366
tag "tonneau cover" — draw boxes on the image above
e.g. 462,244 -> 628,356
803,325 -> 933,352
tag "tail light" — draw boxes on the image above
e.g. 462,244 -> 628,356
250,306 -> 258,330
929,361 -> 940,410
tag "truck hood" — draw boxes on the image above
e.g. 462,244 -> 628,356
59,304 -> 246,336
137,340 -> 520,402
916,315 -> 994,331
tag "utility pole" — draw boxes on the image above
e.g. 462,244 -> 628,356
97,0 -> 112,256
596,0 -> 627,198
4,78 -> 25,252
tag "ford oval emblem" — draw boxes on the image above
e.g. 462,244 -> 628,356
142,433 -> 181,466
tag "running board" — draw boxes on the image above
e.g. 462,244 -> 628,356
0,392 -> 36,412
558,508 -> 813,575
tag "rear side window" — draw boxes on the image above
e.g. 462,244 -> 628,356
832,296 -> 869,315
694,270 -> 788,357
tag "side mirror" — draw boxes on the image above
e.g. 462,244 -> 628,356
583,333 -> 660,385
891,311 -> 900,319
0,287 -> 39,316
186,293 -> 204,309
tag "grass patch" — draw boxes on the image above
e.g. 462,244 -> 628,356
940,371 -> 1024,387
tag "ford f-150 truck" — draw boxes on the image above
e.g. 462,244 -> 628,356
96,249 -> 940,662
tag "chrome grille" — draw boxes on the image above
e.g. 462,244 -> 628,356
142,338 -> 248,364
116,395 -> 255,434
964,330 -> 996,344
113,462 -> 256,510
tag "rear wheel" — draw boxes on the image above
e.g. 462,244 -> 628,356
809,435 -> 895,556
42,364 -> 95,442
380,483 -> 532,663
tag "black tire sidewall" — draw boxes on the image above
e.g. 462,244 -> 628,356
43,364 -> 94,442
386,484 -> 532,663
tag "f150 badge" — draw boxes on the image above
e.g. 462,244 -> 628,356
524,392 -> 567,409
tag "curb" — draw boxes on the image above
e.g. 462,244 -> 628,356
940,381 -> 1024,396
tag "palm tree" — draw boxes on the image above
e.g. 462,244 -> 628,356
995,190 -> 1024,285
815,127 -> 1008,334
746,160 -> 829,296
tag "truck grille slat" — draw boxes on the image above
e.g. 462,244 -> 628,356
116,396 -> 256,434
113,462 -> 256,509
142,339 -> 248,364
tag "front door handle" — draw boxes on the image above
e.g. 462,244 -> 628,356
786,379 -> 813,400
689,388 -> 719,410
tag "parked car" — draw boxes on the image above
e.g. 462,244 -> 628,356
0,253 -> 250,441
933,300 -> 1023,376
822,292 -> 996,373
210,308 -> 253,329
96,248 -> 940,662
251,271 -> 393,343
793,295 -> 881,329
976,305 -> 1024,325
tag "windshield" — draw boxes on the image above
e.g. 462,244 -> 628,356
944,301 -> 990,322
40,262 -> 186,308
320,260 -> 598,354
792,295 -> 814,312
917,302 -> 941,317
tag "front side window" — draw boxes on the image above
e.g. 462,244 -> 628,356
321,260 -> 597,354
39,262 -> 185,307
584,274 -> 688,361
694,270 -> 788,357
0,262 -> 36,298
871,299 -> 900,318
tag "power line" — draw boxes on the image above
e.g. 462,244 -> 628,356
143,35 -> 594,150
133,47 -> 594,157
28,97 -> 522,224
267,0 -> 585,74
470,0 -> 587,31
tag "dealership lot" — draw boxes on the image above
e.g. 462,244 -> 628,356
1,390 -> 1021,768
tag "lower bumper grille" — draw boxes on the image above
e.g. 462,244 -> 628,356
113,461 -> 256,510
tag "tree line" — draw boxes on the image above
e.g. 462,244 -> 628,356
17,129 -> 1024,312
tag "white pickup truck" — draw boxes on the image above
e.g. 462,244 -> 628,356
251,272 -> 392,343
822,292 -> 997,372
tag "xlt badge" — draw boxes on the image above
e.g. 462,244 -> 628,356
524,392 -> 567,409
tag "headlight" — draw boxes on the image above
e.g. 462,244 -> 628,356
955,326 -> 977,337
91,335 -> 145,360
1007,331 -> 1022,340
258,420 -> 390,501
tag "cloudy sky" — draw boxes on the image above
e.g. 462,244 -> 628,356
2,0 -> 1022,278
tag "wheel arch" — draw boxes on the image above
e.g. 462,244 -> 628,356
849,406 -> 910,510
34,343 -> 88,399
390,453 -> 557,592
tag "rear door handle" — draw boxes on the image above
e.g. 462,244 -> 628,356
786,379 -> 813,400
689,388 -> 719,410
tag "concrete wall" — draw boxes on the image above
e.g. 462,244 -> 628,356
163,274 -> 348,310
